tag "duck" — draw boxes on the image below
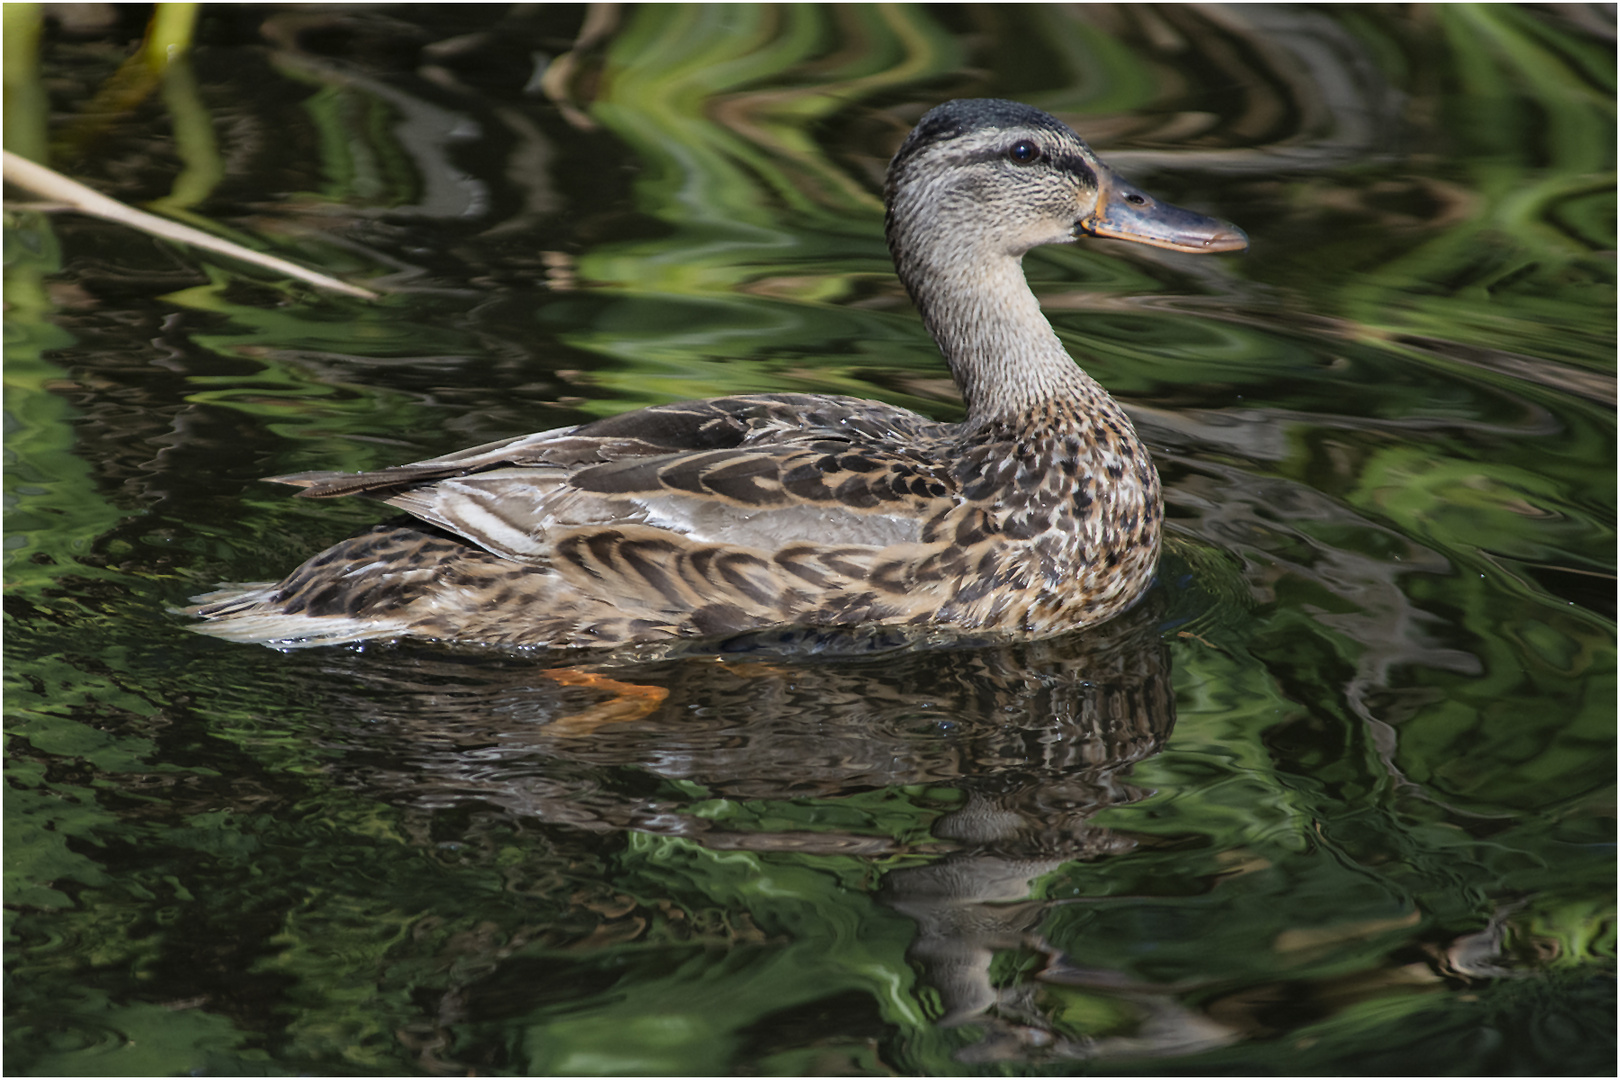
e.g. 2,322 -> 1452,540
185,98 -> 1247,650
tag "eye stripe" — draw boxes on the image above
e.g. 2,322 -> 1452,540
1058,153 -> 1096,186
903,145 -> 1098,193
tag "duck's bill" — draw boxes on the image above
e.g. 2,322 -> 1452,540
1078,172 -> 1248,254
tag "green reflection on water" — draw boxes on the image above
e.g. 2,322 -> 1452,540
4,4 -> 1613,1077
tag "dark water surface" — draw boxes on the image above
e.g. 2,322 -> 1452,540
5,5 -> 1614,1075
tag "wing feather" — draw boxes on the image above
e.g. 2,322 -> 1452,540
271,393 -> 939,497
262,394 -> 964,586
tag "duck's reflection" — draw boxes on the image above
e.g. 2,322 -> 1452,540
296,606 -> 1230,1063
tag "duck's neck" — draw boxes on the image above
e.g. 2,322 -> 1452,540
903,251 -> 1112,429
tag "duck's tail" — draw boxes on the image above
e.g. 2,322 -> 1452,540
179,581 -> 414,648
177,519 -> 472,648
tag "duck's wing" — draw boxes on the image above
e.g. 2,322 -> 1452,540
267,394 -> 961,562
271,394 -> 934,497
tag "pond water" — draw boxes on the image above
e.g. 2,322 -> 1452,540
5,5 -> 1614,1075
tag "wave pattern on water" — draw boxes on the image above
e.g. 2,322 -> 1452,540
5,4 -> 1614,1075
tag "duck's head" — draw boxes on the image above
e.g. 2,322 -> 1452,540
885,98 -> 1247,266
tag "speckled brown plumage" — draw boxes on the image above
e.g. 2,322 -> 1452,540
185,99 -> 1245,649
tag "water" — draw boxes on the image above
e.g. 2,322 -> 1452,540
5,5 -> 1613,1075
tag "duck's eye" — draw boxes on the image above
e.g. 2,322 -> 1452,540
1006,140 -> 1042,165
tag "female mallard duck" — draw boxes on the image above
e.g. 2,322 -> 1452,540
187,99 -> 1246,649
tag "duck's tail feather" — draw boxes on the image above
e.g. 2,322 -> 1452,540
178,582 -> 413,649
